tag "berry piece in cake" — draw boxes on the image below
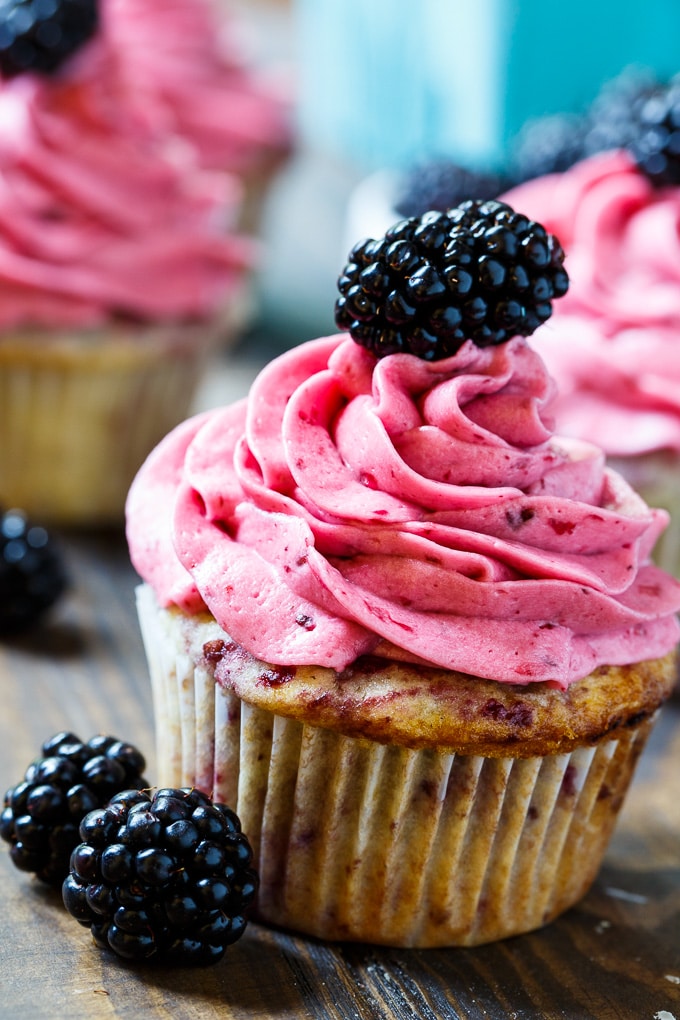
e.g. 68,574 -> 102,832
335,199 -> 569,360
627,77 -> 680,187
1,732 -> 148,885
0,508 -> 68,633
63,787 -> 258,965
0,0 -> 98,78
394,160 -> 509,219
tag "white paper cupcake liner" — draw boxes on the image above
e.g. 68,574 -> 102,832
136,585 -> 658,948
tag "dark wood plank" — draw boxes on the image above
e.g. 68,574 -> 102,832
1,530 -> 679,1020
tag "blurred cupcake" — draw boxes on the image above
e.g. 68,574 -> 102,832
503,75 -> 680,578
127,201 -> 680,947
107,0 -> 294,235
0,0 -> 254,526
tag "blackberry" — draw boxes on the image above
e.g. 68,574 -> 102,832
510,112 -> 588,184
1,732 -> 148,885
627,77 -> 680,187
394,160 -> 508,219
0,508 -> 68,633
63,787 -> 257,966
0,0 -> 98,79
509,70 -> 660,185
335,199 -> 569,361
583,67 -> 659,158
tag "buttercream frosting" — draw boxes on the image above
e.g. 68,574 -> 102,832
126,334 -> 680,689
106,0 -> 292,176
0,0 -> 260,329
503,150 -> 680,455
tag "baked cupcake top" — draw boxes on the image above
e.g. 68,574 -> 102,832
504,118 -> 680,455
0,0 -> 255,329
127,200 -> 680,691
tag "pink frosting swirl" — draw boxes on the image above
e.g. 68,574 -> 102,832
106,0 -> 293,175
503,150 -> 680,455
126,334 -> 680,689
0,1 -> 257,329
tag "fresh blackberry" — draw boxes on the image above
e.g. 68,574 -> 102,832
63,787 -> 257,966
0,0 -> 98,79
627,78 -> 680,187
1,732 -> 148,885
510,112 -> 588,184
394,160 -> 508,219
0,508 -> 68,633
583,67 -> 659,158
335,199 -> 569,361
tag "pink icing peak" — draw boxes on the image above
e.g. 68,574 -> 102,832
126,334 -> 680,689
503,150 -> 680,455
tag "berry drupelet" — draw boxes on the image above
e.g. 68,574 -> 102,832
335,199 -> 569,361
0,508 -> 68,633
62,787 -> 258,965
0,0 -> 98,78
1,732 -> 148,885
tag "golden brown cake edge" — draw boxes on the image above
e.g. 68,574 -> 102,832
165,601 -> 678,758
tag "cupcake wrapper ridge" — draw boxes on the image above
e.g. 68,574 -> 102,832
136,584 -> 657,948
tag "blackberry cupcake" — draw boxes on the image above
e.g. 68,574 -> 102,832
503,76 -> 680,580
127,201 -> 680,947
0,0 -> 253,525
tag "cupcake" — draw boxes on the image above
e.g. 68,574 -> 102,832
126,200 -> 680,947
107,0 -> 294,235
502,76 -> 680,578
0,0 -> 253,526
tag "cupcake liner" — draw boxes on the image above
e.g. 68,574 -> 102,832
137,586 -> 658,948
0,323 -> 222,526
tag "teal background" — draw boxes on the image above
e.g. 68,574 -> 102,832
294,0 -> 680,171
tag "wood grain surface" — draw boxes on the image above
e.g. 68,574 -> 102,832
1,529 -> 679,1020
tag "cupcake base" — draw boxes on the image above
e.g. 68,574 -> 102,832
0,322 -> 223,527
136,585 -> 671,947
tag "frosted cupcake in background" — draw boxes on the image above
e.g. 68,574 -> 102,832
0,0 -> 255,526
504,74 -> 680,579
107,0 -> 294,234
127,199 -> 680,947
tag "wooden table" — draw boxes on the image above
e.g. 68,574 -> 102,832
1,528 -> 679,1020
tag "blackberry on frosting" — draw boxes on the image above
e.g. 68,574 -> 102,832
334,199 -> 569,361
0,0 -> 98,78
627,78 -> 680,187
